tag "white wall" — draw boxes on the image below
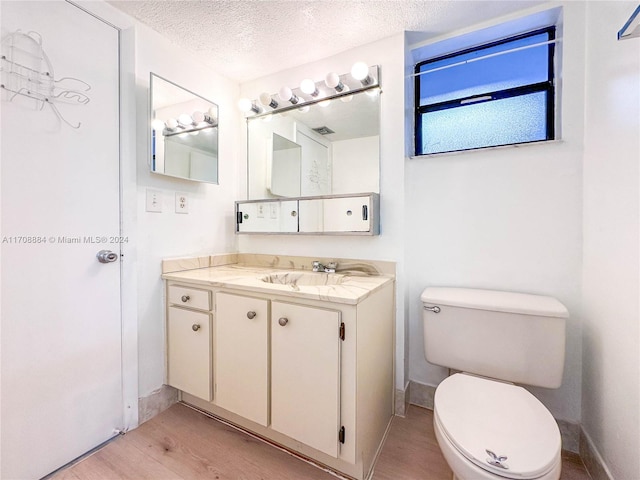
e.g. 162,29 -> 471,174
239,35 -> 408,389
134,24 -> 240,398
405,2 -> 586,424
582,2 -> 640,478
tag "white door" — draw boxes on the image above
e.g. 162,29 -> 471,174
0,2 -> 123,479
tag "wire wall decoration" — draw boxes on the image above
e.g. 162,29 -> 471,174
0,30 -> 91,129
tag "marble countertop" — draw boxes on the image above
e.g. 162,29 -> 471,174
162,263 -> 394,305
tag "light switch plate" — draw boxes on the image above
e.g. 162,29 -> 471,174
175,192 -> 189,214
146,189 -> 162,213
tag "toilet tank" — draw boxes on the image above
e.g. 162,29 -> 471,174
422,287 -> 568,388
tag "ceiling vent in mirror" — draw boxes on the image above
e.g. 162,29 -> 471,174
312,126 -> 335,135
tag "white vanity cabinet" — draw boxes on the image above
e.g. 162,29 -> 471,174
166,285 -> 212,401
271,301 -> 342,458
164,276 -> 394,480
215,293 -> 269,426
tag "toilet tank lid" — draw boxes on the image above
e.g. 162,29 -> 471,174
421,287 -> 569,318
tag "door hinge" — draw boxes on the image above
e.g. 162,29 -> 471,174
339,322 -> 345,341
339,426 -> 345,444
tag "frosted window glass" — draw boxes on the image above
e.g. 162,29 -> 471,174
418,32 -> 549,105
420,92 -> 548,154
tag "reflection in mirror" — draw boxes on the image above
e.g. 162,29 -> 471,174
150,73 -> 219,183
270,134 -> 301,197
248,89 -> 379,199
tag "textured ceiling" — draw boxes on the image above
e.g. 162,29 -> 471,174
108,0 -> 548,83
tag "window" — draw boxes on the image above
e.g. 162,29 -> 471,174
414,27 -> 556,156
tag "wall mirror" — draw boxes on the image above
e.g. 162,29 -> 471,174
247,84 -> 380,199
150,73 -> 219,183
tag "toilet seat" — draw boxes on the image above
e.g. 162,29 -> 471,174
434,373 -> 561,479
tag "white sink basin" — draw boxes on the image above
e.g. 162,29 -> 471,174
260,271 -> 346,287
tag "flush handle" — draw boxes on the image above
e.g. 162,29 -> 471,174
423,305 -> 441,313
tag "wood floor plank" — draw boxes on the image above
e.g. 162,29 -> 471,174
122,403 -> 335,480
64,437 -> 183,480
51,402 -> 593,480
372,405 -> 452,480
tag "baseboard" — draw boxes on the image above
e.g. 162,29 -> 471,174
394,382 -> 411,417
580,428 -> 614,480
408,380 -> 581,454
408,380 -> 436,410
138,385 -> 179,425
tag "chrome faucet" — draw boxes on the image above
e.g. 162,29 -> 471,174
312,261 -> 337,273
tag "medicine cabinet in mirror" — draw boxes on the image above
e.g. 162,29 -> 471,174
236,193 -> 379,235
247,72 -> 380,199
150,73 -> 219,183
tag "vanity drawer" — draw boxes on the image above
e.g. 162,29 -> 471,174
168,285 -> 211,311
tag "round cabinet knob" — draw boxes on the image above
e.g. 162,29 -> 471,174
181,295 -> 190,303
278,317 -> 288,326
192,324 -> 201,332
247,311 -> 257,319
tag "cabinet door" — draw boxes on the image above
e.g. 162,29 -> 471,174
167,306 -> 212,401
271,301 -> 341,458
215,293 -> 269,426
323,196 -> 372,232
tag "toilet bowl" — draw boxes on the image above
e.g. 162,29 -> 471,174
421,287 -> 569,480
433,373 -> 562,480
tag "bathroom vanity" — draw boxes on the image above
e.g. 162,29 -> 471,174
161,254 -> 395,480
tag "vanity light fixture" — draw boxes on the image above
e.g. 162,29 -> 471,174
192,110 -> 216,125
300,78 -> 320,97
238,98 -> 261,115
278,86 -> 300,105
241,64 -> 379,117
325,72 -> 345,92
259,92 -> 279,109
178,113 -> 194,127
166,118 -> 179,131
151,118 -> 166,131
351,61 -> 374,86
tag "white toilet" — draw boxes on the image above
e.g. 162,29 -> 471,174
421,287 -> 569,480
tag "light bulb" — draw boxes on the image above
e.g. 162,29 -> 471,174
340,85 -> 353,103
325,72 -> 344,92
178,113 -> 193,126
319,99 -> 331,108
300,78 -> 319,96
278,86 -> 299,104
192,111 -> 205,123
207,106 -> 218,121
351,61 -> 373,85
366,87 -> 381,97
297,105 -> 310,113
151,119 -> 166,131
259,92 -> 278,109
166,118 -> 179,130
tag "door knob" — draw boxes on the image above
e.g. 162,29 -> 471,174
247,311 -> 257,319
278,317 -> 288,326
181,295 -> 190,303
96,250 -> 118,263
192,324 -> 201,331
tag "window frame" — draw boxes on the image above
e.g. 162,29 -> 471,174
414,26 -> 556,156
